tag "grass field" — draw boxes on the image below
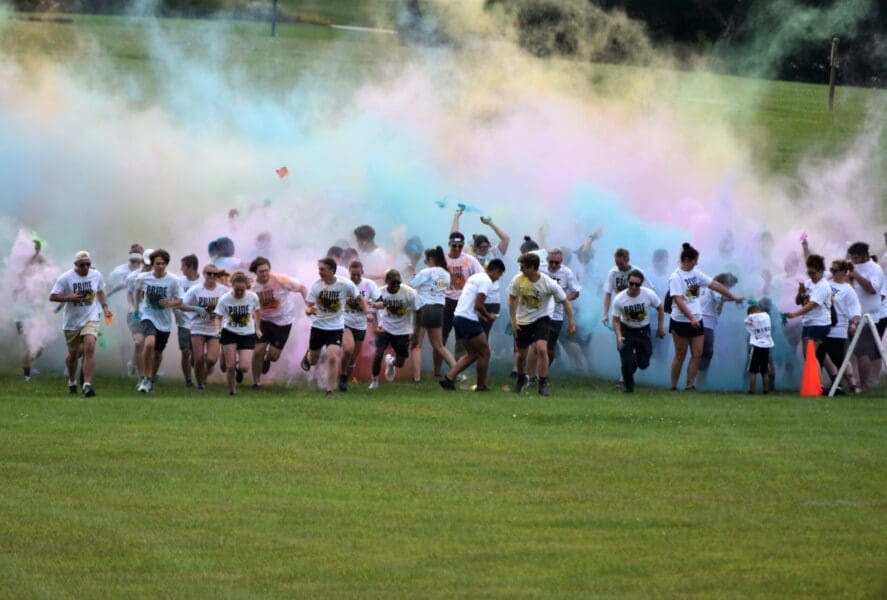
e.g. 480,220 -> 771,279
1,376 -> 885,597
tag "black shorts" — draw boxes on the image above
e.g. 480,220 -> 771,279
802,325 -> 830,343
375,330 -> 410,359
853,324 -> 881,359
141,320 -> 171,353
547,319 -> 564,352
516,317 -> 551,349
178,326 -> 192,351
817,337 -> 847,369
260,321 -> 292,349
669,319 -> 705,338
442,297 -> 458,341
309,327 -> 343,351
748,346 -> 771,374
453,316 -> 485,340
220,329 -> 257,350
345,326 -> 366,343
418,304 -> 444,329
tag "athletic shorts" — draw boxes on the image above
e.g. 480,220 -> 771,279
375,330 -> 410,359
853,324 -> 881,359
128,312 -> 146,335
418,304 -> 444,329
515,317 -> 551,349
309,327 -> 343,351
547,319 -> 564,352
64,320 -> 100,352
817,337 -> 847,370
178,326 -> 192,351
802,325 -> 830,343
701,327 -> 715,362
141,320 -> 171,353
260,321 -> 292,350
669,318 -> 705,338
442,297 -> 458,341
345,326 -> 366,343
220,329 -> 257,350
748,346 -> 771,374
453,316 -> 485,340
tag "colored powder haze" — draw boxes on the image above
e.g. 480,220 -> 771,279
1,1 -> 884,389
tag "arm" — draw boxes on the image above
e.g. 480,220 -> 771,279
848,270 -> 878,294
450,208 -> 462,234
794,282 -> 807,306
656,304 -> 666,337
786,300 -> 820,319
473,293 -> 496,322
97,290 -> 112,320
481,216 -> 510,255
602,292 -> 612,323
305,301 -> 317,316
254,309 -> 262,338
508,295 -> 520,332
709,280 -> 743,302
561,298 -> 576,335
50,290 -> 83,303
611,315 -> 623,349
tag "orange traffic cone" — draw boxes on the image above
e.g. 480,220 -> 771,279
800,339 -> 822,397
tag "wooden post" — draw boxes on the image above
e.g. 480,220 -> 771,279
271,0 -> 278,38
828,37 -> 839,112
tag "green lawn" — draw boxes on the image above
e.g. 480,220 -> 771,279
1,377 -> 885,597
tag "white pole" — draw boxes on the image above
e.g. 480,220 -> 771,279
828,314 -> 887,396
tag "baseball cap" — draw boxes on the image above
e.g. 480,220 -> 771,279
143,249 -> 154,265
73,250 -> 91,262
129,252 -> 143,261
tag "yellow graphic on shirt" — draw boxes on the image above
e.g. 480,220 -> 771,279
514,276 -> 543,309
683,276 -> 701,299
385,298 -> 410,317
346,296 -> 364,313
622,304 -> 648,322
318,289 -> 341,313
228,306 -> 251,327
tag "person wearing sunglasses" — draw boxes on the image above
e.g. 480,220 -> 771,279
175,254 -> 203,388
180,265 -> 229,390
536,248 -> 581,373
784,254 -> 832,357
134,249 -> 183,394
49,250 -> 112,397
438,230 -> 483,379
668,242 -> 744,391
369,269 -> 419,389
611,269 -> 665,393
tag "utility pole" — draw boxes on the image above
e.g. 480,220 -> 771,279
828,37 -> 839,112
271,0 -> 278,38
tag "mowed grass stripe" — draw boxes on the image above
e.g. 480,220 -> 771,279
0,378 -> 884,596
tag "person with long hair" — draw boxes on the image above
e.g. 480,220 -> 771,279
410,246 -> 456,382
181,264 -> 229,391
213,271 -> 261,395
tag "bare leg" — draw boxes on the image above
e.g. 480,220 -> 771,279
223,344 -> 237,393
670,334 -> 689,388
685,335 -> 705,388
326,345 -> 341,392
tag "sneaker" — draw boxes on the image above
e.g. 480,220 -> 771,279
385,355 -> 396,382
251,383 -> 261,390
325,390 -> 334,398
411,379 -> 421,384
83,384 -> 96,398
616,378 -> 624,390
127,361 -> 136,377
262,357 -> 271,375
514,374 -> 529,394
368,379 -> 380,390
186,380 -> 194,388
622,387 -> 634,393
528,375 -> 538,386
455,373 -> 468,384
439,377 -> 456,391
24,376 -> 31,382
509,371 -> 518,379
685,385 -> 697,392
146,380 -> 155,394
235,370 -> 244,384
229,390 -> 236,396
338,375 -> 348,392
137,379 -> 148,393
68,383 -> 77,395
300,353 -> 311,372
30,368 -> 40,377
196,384 -> 205,391
538,379 -> 550,397
474,385 -> 490,392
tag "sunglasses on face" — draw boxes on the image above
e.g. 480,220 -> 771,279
450,244 -> 463,249
829,268 -> 841,273
76,262 -> 91,268
129,259 -> 141,263
548,260 -> 561,265
205,272 -> 219,277
628,281 -> 642,288
807,269 -> 819,275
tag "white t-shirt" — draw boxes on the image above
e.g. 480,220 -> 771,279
542,265 -> 581,322
473,247 -> 504,300
745,312 -> 774,348
136,272 -> 182,332
668,268 -> 713,323
829,281 -> 861,339
183,283 -> 229,337
445,253 -> 483,301
647,270 -> 670,300
108,262 -> 134,289
125,268 -> 146,310
344,278 -> 380,331
377,285 -> 418,335
507,272 -> 566,326
253,273 -> 302,327
699,288 -> 725,329
176,275 -> 203,329
852,260 -> 884,317
306,276 -> 359,331
801,278 -> 832,327
454,272 -> 494,322
604,265 -> 646,295
881,275 -> 887,320
50,268 -> 106,331
410,266 -> 450,308
214,290 -> 260,336
361,247 -> 390,280
611,288 -> 661,329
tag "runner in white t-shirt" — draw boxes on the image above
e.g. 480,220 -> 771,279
409,246 -> 456,383
369,269 -> 419,389
784,254 -> 832,361
508,252 -> 576,397
846,242 -> 885,389
176,254 -> 203,388
302,257 -> 361,396
134,249 -> 183,394
124,253 -> 152,385
339,260 -> 379,391
439,259 -> 507,392
744,304 -> 774,394
610,269 -> 665,393
214,271 -> 261,395
538,248 -> 581,369
353,224 -> 390,282
815,260 -> 861,394
49,250 -> 111,397
668,243 -> 744,391
439,231 -> 484,378
105,244 -> 144,377
248,256 -> 307,388
181,263 -> 229,391
602,248 -> 647,326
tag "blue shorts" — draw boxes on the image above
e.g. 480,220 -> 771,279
453,316 -> 485,340
801,325 -> 830,342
